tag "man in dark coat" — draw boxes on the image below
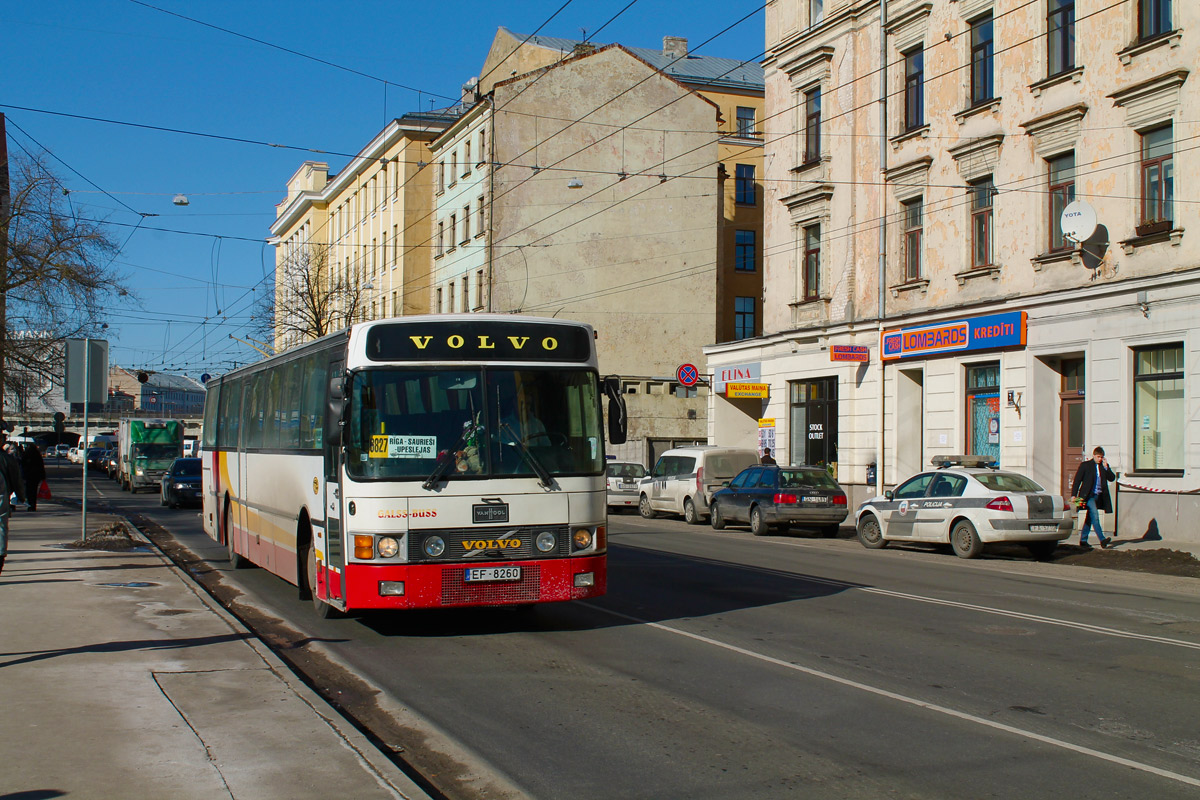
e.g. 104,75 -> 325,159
0,439 -> 27,574
1071,445 -> 1116,548
20,443 -> 46,511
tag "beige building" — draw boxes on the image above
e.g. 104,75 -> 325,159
706,0 -> 1198,543
269,109 -> 462,353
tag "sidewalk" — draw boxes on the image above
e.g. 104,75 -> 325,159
0,505 -> 432,800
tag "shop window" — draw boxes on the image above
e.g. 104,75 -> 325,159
966,363 -> 1000,460
1133,344 -> 1183,472
789,377 -> 838,471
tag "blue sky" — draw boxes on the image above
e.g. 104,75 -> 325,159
2,0 -> 765,381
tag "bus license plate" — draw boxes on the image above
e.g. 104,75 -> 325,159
465,566 -> 522,582
1030,524 -> 1058,532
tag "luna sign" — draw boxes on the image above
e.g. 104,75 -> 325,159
881,311 -> 1027,361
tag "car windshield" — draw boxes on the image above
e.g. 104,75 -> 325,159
346,366 -> 604,481
779,468 -> 840,489
134,443 -> 180,460
607,463 -> 646,480
974,472 -> 1044,493
173,459 -> 201,477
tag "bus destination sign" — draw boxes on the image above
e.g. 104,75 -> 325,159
367,320 -> 593,362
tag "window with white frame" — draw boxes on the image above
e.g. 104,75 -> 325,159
803,224 -> 821,300
1133,344 -> 1183,472
1140,124 -> 1173,232
903,197 -> 923,281
970,177 -> 996,267
1047,152 -> 1075,251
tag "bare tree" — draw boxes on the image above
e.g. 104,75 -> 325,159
256,242 -> 366,351
1,150 -> 128,416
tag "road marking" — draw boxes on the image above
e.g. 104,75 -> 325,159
612,531 -> 1200,651
589,604 -> 1200,789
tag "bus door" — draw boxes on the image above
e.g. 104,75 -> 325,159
320,357 -> 347,608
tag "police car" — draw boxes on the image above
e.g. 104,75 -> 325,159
855,455 -> 1074,559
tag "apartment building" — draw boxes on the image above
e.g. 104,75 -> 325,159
705,0 -> 1196,541
269,109 -> 462,353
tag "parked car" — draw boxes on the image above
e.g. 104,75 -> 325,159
160,457 -> 202,508
854,455 -> 1074,559
710,464 -> 848,536
606,461 -> 647,511
54,444 -> 71,459
638,446 -> 758,524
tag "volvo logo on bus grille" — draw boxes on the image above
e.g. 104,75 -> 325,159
409,526 -> 571,562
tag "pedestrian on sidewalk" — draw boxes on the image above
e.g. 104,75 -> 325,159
20,442 -> 46,511
1071,445 -> 1116,549
760,448 -> 777,465
0,438 -> 28,574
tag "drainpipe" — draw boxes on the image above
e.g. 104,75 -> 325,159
876,0 -> 889,493
486,98 -> 496,312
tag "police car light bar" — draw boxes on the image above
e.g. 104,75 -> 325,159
930,454 -> 997,469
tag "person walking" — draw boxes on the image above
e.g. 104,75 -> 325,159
20,442 -> 46,512
0,438 -> 28,574
1071,445 -> 1116,549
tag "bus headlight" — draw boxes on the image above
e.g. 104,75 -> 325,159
423,535 -> 446,558
536,531 -> 557,552
377,537 -> 399,558
572,528 -> 593,550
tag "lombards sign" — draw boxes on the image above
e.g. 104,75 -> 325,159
880,311 -> 1027,361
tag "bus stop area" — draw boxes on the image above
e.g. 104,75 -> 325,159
0,506 -> 430,800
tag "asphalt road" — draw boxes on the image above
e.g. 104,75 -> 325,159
58,462 -> 1200,800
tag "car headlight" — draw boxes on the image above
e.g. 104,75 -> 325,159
536,531 -> 557,552
174,482 -> 189,490
423,535 -> 446,558
135,468 -> 145,476
378,536 -> 400,558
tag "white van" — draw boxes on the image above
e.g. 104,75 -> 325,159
638,446 -> 758,524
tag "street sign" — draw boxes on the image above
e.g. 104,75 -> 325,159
64,339 -> 108,404
676,363 -> 699,387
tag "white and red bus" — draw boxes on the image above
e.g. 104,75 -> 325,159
201,315 -> 626,617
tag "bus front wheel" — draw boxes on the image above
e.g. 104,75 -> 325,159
306,542 -> 341,619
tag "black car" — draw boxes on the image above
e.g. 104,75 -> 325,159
85,448 -> 109,471
710,464 -> 848,537
160,457 -> 202,508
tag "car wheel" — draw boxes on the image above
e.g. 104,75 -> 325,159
857,515 -> 887,549
950,520 -> 983,559
749,505 -> 768,536
1026,540 -> 1058,561
683,498 -> 701,525
638,494 -> 657,519
710,501 -> 726,530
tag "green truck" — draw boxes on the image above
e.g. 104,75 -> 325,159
118,418 -> 185,493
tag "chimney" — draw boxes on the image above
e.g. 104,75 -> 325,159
572,42 -> 597,57
663,36 -> 688,60
461,77 -> 479,103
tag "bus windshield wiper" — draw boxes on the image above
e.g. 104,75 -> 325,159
421,425 -> 471,490
500,423 -> 554,489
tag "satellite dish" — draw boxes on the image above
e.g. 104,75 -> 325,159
1060,200 -> 1097,243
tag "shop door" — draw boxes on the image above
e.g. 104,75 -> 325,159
1061,396 -> 1086,499
966,363 -> 1000,461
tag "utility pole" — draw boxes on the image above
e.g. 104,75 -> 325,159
0,113 -> 10,434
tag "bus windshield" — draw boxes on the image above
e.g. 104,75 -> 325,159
346,367 -> 604,481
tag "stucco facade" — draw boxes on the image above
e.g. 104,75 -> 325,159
707,0 -> 1199,543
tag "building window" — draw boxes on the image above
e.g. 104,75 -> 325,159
736,106 -> 756,137
1140,125 -> 1173,233
463,141 -> 471,173
476,269 -> 485,310
970,14 -> 994,106
438,161 -> 445,193
448,214 -> 457,251
478,129 -> 486,164
734,297 -> 756,340
904,47 -> 924,131
803,224 -> 821,301
970,177 -> 995,268
1134,344 -> 1183,472
449,151 -> 457,187
462,276 -> 469,312
476,196 -> 486,236
437,286 -> 443,313
804,87 -> 822,163
1047,0 -> 1075,77
789,377 -> 837,470
1139,0 -> 1172,40
902,197 -> 923,280
735,230 -> 756,271
809,0 -> 824,27
966,363 -> 1000,461
437,221 -> 445,256
1048,152 -> 1075,251
735,164 -> 756,205
462,205 -> 471,243
448,281 -> 455,313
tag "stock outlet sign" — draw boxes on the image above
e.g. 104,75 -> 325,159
880,311 -> 1027,361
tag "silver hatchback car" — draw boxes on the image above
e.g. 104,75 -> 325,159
606,461 -> 647,512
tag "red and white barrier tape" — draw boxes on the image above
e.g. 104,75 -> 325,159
1116,479 -> 1200,494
